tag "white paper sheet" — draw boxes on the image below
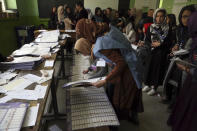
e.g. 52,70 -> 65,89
0,96 -> 12,103
0,72 -> 17,80
6,90 -> 38,100
22,104 -> 40,127
34,85 -> 48,99
44,60 -> 55,67
23,74 -> 42,83
2,78 -> 33,92
0,79 -> 7,86
96,60 -> 106,67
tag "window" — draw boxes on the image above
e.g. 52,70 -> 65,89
0,0 -> 6,11
5,0 -> 17,10
0,0 -> 17,11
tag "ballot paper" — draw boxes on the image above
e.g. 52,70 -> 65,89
0,79 -> 7,86
63,77 -> 106,88
44,60 -> 55,67
96,60 -> 106,67
1,78 -> 34,93
0,96 -> 12,103
173,49 -> 189,56
23,74 -> 42,83
34,85 -> 48,99
6,90 -> 38,100
35,30 -> 60,43
22,104 -> 39,127
131,44 -> 138,50
0,72 -> 17,80
0,102 -> 28,131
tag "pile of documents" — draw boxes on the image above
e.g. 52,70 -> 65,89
0,56 -> 44,70
35,30 -> 60,43
0,102 -> 28,131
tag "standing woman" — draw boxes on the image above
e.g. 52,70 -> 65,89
167,11 -> 197,131
49,6 -> 58,29
143,8 -> 172,95
57,6 -> 65,30
64,7 -> 74,30
91,26 -> 144,123
92,7 -> 103,22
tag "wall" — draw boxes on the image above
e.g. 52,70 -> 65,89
84,0 -> 119,14
134,0 -> 158,10
0,0 -> 48,56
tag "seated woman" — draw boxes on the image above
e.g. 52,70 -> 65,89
142,8 -> 173,96
167,11 -> 197,131
75,26 -> 144,124
0,53 -> 13,62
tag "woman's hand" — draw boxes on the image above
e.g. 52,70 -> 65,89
91,79 -> 107,88
83,69 -> 89,74
6,56 -> 14,62
176,63 -> 190,73
152,41 -> 161,47
171,45 -> 179,52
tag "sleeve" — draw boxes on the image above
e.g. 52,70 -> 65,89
101,50 -> 127,83
0,53 -> 6,62
76,20 -> 82,41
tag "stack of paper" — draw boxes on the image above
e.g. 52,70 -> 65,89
22,104 -> 40,127
0,102 -> 28,131
0,57 -> 44,70
35,30 -> 60,43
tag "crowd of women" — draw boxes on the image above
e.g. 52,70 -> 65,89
1,2 -> 196,131
48,2 -> 197,131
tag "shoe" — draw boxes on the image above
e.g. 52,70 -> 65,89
147,89 -> 157,96
142,86 -> 151,92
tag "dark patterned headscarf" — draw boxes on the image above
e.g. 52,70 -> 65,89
150,8 -> 169,44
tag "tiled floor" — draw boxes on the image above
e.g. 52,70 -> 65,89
46,53 -> 172,131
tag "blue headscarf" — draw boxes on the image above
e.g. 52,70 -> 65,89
93,26 -> 144,89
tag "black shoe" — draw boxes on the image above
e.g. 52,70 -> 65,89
128,112 -> 139,125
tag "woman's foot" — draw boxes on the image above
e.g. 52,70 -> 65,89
142,85 -> 151,92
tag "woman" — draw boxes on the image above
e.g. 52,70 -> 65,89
124,16 -> 136,44
76,18 -> 97,45
162,5 -> 196,109
57,6 -> 65,30
92,7 -> 103,22
49,6 -> 58,29
172,5 -> 196,51
167,11 -> 197,131
142,8 -> 173,96
64,7 -> 74,30
76,26 -> 144,123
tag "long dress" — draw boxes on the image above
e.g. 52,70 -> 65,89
144,27 -> 172,88
101,49 -> 144,119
